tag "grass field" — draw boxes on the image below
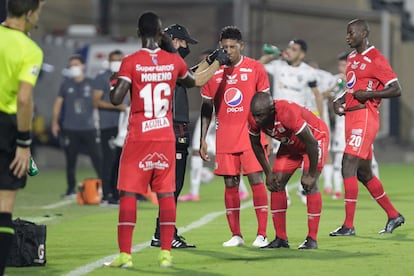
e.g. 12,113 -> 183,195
5,163 -> 413,276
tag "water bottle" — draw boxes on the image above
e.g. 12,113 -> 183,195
263,43 -> 282,55
28,156 -> 39,176
337,78 -> 345,89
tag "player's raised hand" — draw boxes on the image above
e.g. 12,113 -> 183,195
215,48 -> 230,66
205,49 -> 219,65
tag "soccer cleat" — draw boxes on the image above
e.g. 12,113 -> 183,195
222,235 -> 245,247
151,235 -> 196,248
172,235 -> 196,248
378,213 -> 405,234
252,235 -> 269,247
329,225 -> 356,236
324,187 -> 332,195
298,236 -> 318,249
178,193 -> 200,202
158,250 -> 173,268
151,236 -> 161,247
332,192 -> 342,200
239,191 -> 249,200
104,252 -> 133,268
261,237 -> 290,248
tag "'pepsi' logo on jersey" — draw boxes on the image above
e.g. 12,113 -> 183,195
346,71 -> 356,89
224,88 -> 243,107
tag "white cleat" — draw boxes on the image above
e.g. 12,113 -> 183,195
252,235 -> 269,247
222,235 -> 245,247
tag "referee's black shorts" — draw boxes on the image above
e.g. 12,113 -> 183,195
0,111 -> 27,190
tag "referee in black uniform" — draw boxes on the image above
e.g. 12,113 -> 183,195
151,24 -> 199,248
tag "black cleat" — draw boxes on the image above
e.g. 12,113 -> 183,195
171,235 -> 196,248
261,237 -> 290,248
151,235 -> 196,249
329,225 -> 356,236
298,236 -> 318,250
379,213 -> 405,234
151,236 -> 161,247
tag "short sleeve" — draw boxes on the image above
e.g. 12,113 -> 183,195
374,54 -> 397,86
18,46 -> 43,86
256,62 -> 270,93
118,57 -> 132,83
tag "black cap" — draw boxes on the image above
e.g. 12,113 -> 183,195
164,24 -> 198,44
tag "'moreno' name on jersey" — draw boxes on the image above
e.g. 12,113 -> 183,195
136,64 -> 174,82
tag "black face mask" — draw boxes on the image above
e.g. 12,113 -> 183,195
178,46 -> 190,58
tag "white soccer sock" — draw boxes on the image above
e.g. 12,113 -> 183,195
239,177 -> 248,193
371,155 -> 380,179
190,156 -> 203,196
323,164 -> 333,189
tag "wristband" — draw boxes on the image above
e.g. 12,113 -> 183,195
16,131 -> 32,148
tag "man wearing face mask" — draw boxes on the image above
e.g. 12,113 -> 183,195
93,50 -> 127,205
150,24 -> 198,249
51,54 -> 104,198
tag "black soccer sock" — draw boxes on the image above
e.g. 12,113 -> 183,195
0,212 -> 14,275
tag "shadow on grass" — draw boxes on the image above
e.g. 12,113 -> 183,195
175,247 -> 380,262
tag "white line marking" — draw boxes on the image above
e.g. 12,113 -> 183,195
64,201 -> 253,276
41,199 -> 75,209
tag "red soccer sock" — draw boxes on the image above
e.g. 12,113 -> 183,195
251,183 -> 268,237
343,176 -> 358,228
158,196 -> 176,251
224,186 -> 241,237
270,191 -> 288,240
366,176 -> 399,218
118,195 -> 136,254
306,193 -> 322,241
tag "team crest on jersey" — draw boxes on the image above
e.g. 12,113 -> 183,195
241,74 -> 248,81
226,74 -> 238,84
360,63 -> 366,70
138,152 -> 169,171
150,54 -> 158,65
346,71 -> 356,89
351,61 -> 360,69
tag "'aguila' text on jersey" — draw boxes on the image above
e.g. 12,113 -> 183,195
345,46 -> 397,109
201,56 -> 270,153
118,48 -> 188,142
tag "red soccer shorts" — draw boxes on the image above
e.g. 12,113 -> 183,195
117,140 -> 176,194
344,106 -> 379,160
273,130 -> 329,174
214,147 -> 265,176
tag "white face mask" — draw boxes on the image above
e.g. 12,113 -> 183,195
69,66 -> 83,78
109,61 -> 122,73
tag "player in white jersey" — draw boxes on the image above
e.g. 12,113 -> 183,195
260,39 -> 324,204
307,61 -> 338,197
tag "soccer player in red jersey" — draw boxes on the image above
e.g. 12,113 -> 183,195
329,19 -> 405,236
199,26 -> 270,248
249,92 -> 329,249
105,12 -> 222,268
